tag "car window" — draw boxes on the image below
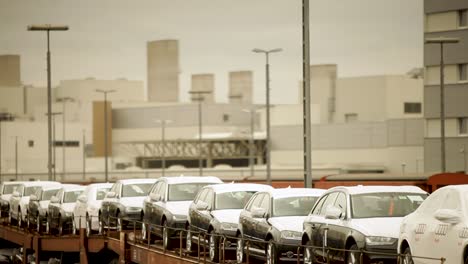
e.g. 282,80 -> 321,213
109,183 -> 120,195
417,189 -> 444,214
334,192 -> 347,217
215,191 -> 256,210
259,194 -> 270,212
25,186 -> 41,196
55,189 -> 64,201
204,190 -> 214,209
3,184 -> 20,195
168,183 -> 212,202
247,193 -> 264,211
273,196 -> 319,217
96,187 -> 110,200
151,182 -> 163,194
195,189 -> 208,204
64,190 -> 84,203
319,192 -> 339,215
158,182 -> 167,199
121,183 -> 153,197
42,189 -> 59,201
351,192 -> 428,218
311,195 -> 327,215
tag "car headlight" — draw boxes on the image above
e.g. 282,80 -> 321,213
280,230 -> 302,240
365,236 -> 397,246
65,211 -> 73,217
125,207 -> 141,212
172,214 -> 187,221
220,222 -> 237,231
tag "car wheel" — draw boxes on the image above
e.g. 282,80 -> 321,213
186,227 -> 193,252
303,239 -> 314,264
72,215 -> 77,235
209,230 -> 220,263
86,214 -> 92,237
266,240 -> 278,264
346,244 -> 359,264
162,220 -> 172,250
36,215 -> 41,233
58,216 -> 63,236
402,247 -> 414,264
236,234 -> 245,264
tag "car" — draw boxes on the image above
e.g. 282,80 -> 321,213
142,176 -> 223,249
0,181 -> 24,217
236,188 -> 325,264
186,183 -> 272,262
398,185 -> 468,264
47,185 -> 85,235
9,181 -> 61,227
99,178 -> 157,233
72,183 -> 112,236
302,185 -> 428,264
27,185 -> 62,232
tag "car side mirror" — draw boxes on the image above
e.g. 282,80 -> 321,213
434,209 -> 461,224
196,201 -> 209,211
50,196 -> 60,204
78,195 -> 87,203
30,194 -> 38,201
325,206 -> 343,220
251,207 -> 267,218
12,191 -> 21,198
150,193 -> 162,202
106,191 -> 116,199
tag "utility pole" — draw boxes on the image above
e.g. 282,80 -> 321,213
302,0 -> 312,187
58,97 -> 73,179
95,89 -> 116,182
189,90 -> 212,176
83,130 -> 86,180
154,119 -> 172,176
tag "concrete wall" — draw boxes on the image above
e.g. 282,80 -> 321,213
0,55 -> 20,87
190,74 -> 215,103
424,137 -> 468,173
0,86 -> 24,115
93,101 -> 112,157
147,40 -> 179,102
229,71 -> 253,104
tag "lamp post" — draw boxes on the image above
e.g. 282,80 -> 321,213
28,24 -> 69,181
14,136 -> 18,180
425,37 -> 459,172
242,107 -> 264,179
154,119 -> 173,176
95,89 -> 115,182
189,90 -> 212,176
46,112 -> 62,181
252,48 -> 282,185
57,97 -> 74,179
302,0 -> 312,188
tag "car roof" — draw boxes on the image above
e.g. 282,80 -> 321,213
61,185 -> 85,192
20,181 -> 61,187
117,178 -> 158,185
207,183 -> 273,194
42,185 -> 62,191
327,185 -> 427,195
160,176 -> 223,185
268,188 -> 326,199
438,184 -> 468,192
86,183 -> 113,189
2,181 -> 26,185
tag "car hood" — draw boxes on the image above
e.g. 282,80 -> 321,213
166,201 -> 192,216
211,209 -> 242,224
39,201 -> 50,210
351,217 -> 403,238
62,203 -> 76,213
268,216 -> 307,232
120,197 -> 145,208
1,194 -> 12,203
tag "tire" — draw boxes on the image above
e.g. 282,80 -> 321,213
58,216 -> 63,236
346,244 -> 359,264
186,227 -> 193,252
402,247 -> 414,264
303,239 -> 314,264
209,229 -> 220,263
162,220 -> 172,250
236,234 -> 245,264
266,240 -> 278,264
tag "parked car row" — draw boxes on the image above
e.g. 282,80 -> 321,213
2,177 -> 466,264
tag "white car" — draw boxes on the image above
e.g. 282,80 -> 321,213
0,181 -> 24,216
73,183 -> 112,236
9,181 -> 61,226
47,184 -> 85,235
398,185 -> 468,264
27,185 -> 62,232
302,186 -> 428,264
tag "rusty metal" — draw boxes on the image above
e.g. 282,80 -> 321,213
296,247 -> 301,264
179,230 -> 183,257
197,233 -> 201,263
203,233 -> 206,264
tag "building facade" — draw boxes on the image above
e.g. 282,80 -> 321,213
424,0 -> 468,172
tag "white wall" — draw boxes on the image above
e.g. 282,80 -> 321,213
0,86 -> 24,115
385,76 -> 423,119
426,118 -> 461,138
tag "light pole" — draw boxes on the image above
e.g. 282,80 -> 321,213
154,119 -> 173,176
302,0 -> 312,188
82,130 -> 86,180
46,112 -> 62,181
58,97 -> 74,179
189,90 -> 212,176
96,89 -> 116,182
28,24 -> 69,181
252,48 -> 282,185
0,113 -> 14,183
425,37 -> 459,172
14,136 -> 18,180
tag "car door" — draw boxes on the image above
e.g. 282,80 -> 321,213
198,189 -> 214,233
309,192 -> 338,260
108,183 -> 122,219
190,189 -> 208,231
151,181 -> 167,228
240,193 -> 265,240
253,193 -> 271,251
323,192 -> 349,263
145,182 -> 162,223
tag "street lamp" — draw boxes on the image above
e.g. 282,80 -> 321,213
425,37 -> 459,172
28,24 -> 69,181
95,89 -> 116,182
189,90 -> 212,176
252,48 -> 282,185
46,112 -> 62,181
57,97 -> 74,179
0,113 -> 14,183
154,119 -> 173,176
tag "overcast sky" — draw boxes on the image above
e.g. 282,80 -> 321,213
0,0 -> 423,104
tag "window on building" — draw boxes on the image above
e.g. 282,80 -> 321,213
460,9 -> 468,27
404,102 -> 422,114
459,64 -> 467,81
28,140 -> 34,148
459,118 -> 468,135
345,113 -> 358,123
53,141 -> 80,147
223,114 -> 230,122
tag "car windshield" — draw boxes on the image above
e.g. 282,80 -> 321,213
215,191 -> 256,210
25,186 -> 41,196
64,190 -> 84,203
42,189 -> 59,201
96,187 -> 110,200
273,196 -> 319,217
121,183 -> 152,197
168,183 -> 212,201
351,192 -> 428,218
3,184 -> 20,195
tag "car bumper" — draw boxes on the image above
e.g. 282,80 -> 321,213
276,238 -> 302,262
0,202 -> 9,216
364,244 -> 398,261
